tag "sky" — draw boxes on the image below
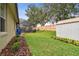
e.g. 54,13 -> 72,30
18,3 -> 43,20
18,3 -> 29,20
18,3 -> 79,21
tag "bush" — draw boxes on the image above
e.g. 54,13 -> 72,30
11,42 -> 20,52
55,37 -> 65,41
73,40 -> 79,46
70,40 -> 75,45
53,36 -> 79,46
63,38 -> 69,43
15,37 -> 19,42
67,39 -> 73,43
62,38 -> 72,43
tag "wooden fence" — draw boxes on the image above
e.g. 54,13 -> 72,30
36,24 -> 56,31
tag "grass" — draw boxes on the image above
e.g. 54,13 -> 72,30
24,31 -> 79,56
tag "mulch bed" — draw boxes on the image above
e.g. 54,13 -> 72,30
0,36 -> 32,56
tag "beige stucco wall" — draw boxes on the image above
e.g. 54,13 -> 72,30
0,4 -> 17,52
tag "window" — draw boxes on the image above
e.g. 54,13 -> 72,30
0,17 -> 5,32
0,4 -> 6,32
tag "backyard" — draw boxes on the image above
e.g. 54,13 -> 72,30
24,31 -> 79,56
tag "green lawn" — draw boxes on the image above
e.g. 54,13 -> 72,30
24,31 -> 79,56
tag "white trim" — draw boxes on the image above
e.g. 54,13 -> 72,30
0,16 -> 6,20
0,32 -> 7,37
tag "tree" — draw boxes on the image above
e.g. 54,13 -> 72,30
43,3 -> 76,22
25,3 -> 77,26
26,4 -> 49,26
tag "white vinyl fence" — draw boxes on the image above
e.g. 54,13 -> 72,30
56,17 -> 79,40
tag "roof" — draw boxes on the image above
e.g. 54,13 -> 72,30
56,17 -> 79,25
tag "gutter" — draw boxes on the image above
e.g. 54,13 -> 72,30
15,3 -> 19,24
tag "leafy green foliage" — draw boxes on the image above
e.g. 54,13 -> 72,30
54,36 -> 79,46
72,40 -> 79,46
11,42 -> 20,52
44,3 -> 76,22
26,3 -> 76,25
26,5 -> 47,26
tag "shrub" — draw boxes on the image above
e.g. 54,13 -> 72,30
73,40 -> 79,46
56,37 -> 64,41
63,38 -> 69,43
62,38 -> 72,44
15,37 -> 20,42
71,40 -> 75,45
11,42 -> 20,52
52,36 -> 79,46
67,39 -> 73,44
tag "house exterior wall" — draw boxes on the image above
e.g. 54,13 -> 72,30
0,4 -> 18,52
56,17 -> 79,40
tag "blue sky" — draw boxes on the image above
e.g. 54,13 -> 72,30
18,3 -> 43,20
18,3 -> 29,20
